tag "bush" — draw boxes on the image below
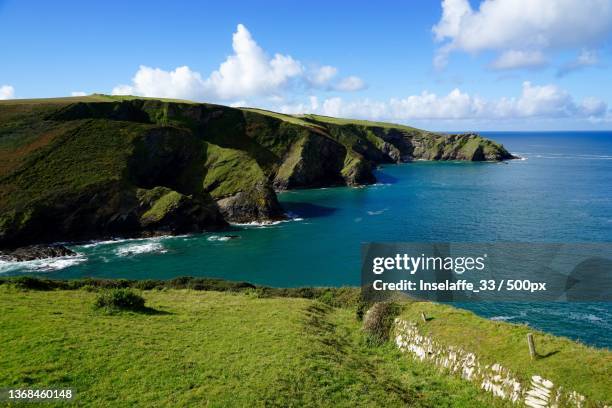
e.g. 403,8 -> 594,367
355,298 -> 371,321
133,280 -> 163,290
243,287 -> 266,298
362,302 -> 401,345
11,276 -> 55,291
94,288 -> 145,311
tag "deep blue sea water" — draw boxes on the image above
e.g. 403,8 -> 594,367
2,131 -> 611,348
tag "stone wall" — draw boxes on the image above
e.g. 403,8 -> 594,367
393,318 -> 600,408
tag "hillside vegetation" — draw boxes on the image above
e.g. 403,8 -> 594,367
0,95 -> 514,247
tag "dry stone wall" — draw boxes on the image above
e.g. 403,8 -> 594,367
393,318 -> 601,408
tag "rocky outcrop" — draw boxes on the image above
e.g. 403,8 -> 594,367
215,183 -> 284,223
0,245 -> 76,262
0,184 -> 226,249
410,133 -> 516,161
136,187 -> 226,233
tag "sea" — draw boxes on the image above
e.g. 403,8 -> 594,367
2,131 -> 611,348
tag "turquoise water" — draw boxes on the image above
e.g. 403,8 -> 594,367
2,131 -> 611,347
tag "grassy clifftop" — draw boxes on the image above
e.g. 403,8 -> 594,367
0,279 -> 608,407
0,285 -> 505,407
0,95 -> 514,247
399,302 -> 611,404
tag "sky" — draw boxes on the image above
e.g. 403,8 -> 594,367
1,0 -> 612,131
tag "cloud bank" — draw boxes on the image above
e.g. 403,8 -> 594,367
277,82 -> 610,123
113,24 -> 365,101
433,0 -> 612,71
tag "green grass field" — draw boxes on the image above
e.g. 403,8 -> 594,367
399,302 -> 612,403
298,113 -> 425,132
0,287 -> 507,407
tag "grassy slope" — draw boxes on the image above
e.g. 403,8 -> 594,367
0,288 -> 505,408
400,302 -> 611,403
0,94 -> 199,105
299,113 -> 425,133
241,108 -> 325,130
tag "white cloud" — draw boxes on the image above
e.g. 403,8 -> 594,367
112,65 -> 206,100
333,76 -> 367,92
433,0 -> 612,70
276,81 -> 609,122
204,24 -> 303,99
71,91 -> 87,96
307,65 -> 337,87
228,100 -> 247,107
112,24 -> 364,101
512,82 -> 574,117
0,85 -> 15,100
490,50 -> 547,70
579,96 -> 608,117
433,0 -> 472,42
557,49 -> 600,77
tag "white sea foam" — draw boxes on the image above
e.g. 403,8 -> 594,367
0,254 -> 87,274
207,235 -> 232,242
569,312 -> 604,323
367,208 -> 388,216
490,315 -> 518,322
80,238 -> 128,248
286,212 -> 304,222
115,242 -> 166,256
78,234 -> 191,249
231,212 -> 304,228
231,220 -> 283,227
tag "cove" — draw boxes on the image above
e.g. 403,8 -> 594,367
2,131 -> 612,348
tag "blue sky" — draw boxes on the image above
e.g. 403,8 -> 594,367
1,0 -> 611,130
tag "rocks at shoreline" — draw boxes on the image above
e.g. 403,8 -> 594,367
0,245 -> 76,262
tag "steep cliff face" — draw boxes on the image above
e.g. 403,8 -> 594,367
0,95 -> 515,247
273,132 -> 347,189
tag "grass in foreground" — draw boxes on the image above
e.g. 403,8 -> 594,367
0,287 -> 505,407
400,302 -> 611,403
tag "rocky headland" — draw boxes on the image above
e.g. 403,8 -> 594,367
0,95 -> 515,255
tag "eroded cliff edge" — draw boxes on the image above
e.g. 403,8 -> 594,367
0,95 -> 515,247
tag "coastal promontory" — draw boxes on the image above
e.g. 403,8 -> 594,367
0,95 -> 515,247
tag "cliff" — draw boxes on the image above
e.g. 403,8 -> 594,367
0,95 -> 515,247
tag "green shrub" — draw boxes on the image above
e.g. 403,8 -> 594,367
362,302 -> 401,345
243,287 -> 266,298
11,276 -> 54,291
94,288 -> 145,311
355,298 -> 371,321
133,280 -> 162,290
316,290 -> 335,306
